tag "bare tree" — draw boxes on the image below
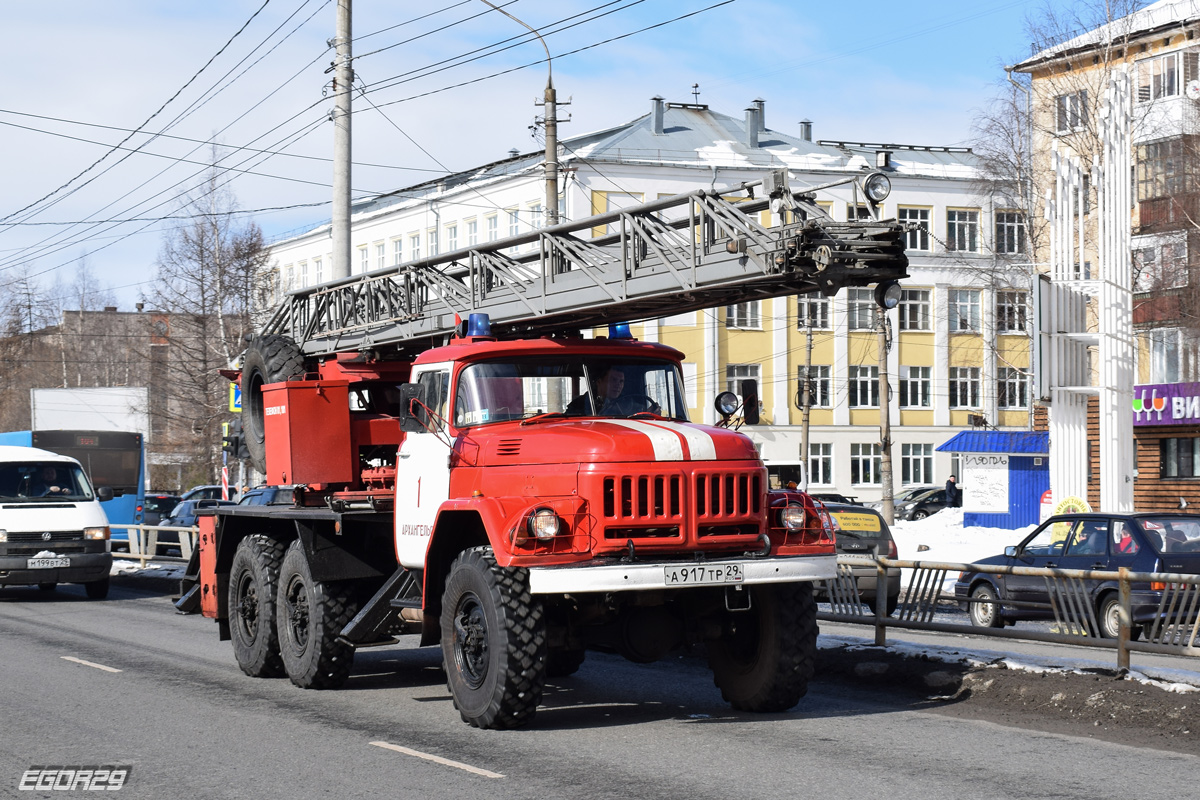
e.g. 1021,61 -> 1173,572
142,156 -> 271,482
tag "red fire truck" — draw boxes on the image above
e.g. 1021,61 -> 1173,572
183,172 -> 909,728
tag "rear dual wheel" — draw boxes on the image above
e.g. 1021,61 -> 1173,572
229,535 -> 287,677
276,540 -> 358,689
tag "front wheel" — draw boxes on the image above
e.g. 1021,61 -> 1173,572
441,547 -> 546,729
912,509 -> 929,520
969,583 -> 1004,628
84,577 -> 110,600
708,581 -> 817,713
276,540 -> 358,689
1098,594 -> 1141,641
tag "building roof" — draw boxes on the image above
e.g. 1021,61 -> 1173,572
1012,0 -> 1200,71
280,97 -> 981,243
936,431 -> 1050,455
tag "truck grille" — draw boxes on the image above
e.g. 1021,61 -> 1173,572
597,468 -> 762,544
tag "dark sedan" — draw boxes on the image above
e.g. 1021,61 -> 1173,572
895,486 -> 957,521
954,512 -> 1200,639
140,493 -> 181,526
815,503 -> 901,615
159,499 -> 237,548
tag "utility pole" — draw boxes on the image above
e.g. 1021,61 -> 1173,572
481,1 -> 564,226
799,301 -> 813,490
877,308 -> 894,524
331,0 -> 352,280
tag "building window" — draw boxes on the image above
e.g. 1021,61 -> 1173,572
996,290 -> 1028,332
949,289 -> 981,332
947,209 -> 979,252
1161,437 -> 1200,478
998,367 -> 1028,409
847,287 -> 876,330
467,219 -> 478,247
313,257 -> 323,284
898,366 -> 931,408
797,296 -> 830,329
897,207 -> 929,251
1134,239 -> 1187,291
429,229 -> 439,257
376,243 -> 386,270
726,301 -> 761,329
1137,138 -> 1191,200
726,364 -> 761,410
847,204 -> 871,220
798,365 -> 831,408
898,289 -> 931,331
409,234 -> 421,262
848,365 -> 879,408
393,238 -> 403,266
285,265 -> 295,291
529,203 -> 543,230
508,209 -> 520,239
850,443 -> 881,486
995,211 -> 1026,254
809,442 -> 833,485
446,224 -> 458,253
1149,328 -> 1184,383
949,366 -> 981,408
1135,52 -> 1197,104
486,215 -> 498,241
358,247 -> 369,274
901,443 -> 933,485
299,261 -> 308,286
1055,89 -> 1087,132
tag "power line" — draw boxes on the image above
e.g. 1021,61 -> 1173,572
0,0 -> 275,227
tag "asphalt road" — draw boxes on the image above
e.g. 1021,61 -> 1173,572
1,579 -> 1197,800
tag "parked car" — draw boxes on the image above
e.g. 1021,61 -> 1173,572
895,486 -> 958,521
809,492 -> 861,506
159,499 -> 237,547
181,485 -> 236,502
140,493 -> 182,526
863,485 -> 938,513
814,503 -> 902,615
236,485 -> 294,506
954,512 -> 1200,639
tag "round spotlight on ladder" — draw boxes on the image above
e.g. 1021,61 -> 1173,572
874,280 -> 902,310
862,171 -> 892,204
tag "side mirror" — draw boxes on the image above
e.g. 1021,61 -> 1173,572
398,383 -> 427,432
1004,545 -> 1017,558
96,486 -> 114,502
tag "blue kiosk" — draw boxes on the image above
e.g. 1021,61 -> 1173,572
936,431 -> 1050,529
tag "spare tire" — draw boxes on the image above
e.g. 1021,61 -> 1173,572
242,334 -> 305,473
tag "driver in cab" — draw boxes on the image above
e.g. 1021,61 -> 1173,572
566,365 -> 626,416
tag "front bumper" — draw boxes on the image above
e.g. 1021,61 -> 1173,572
527,554 -> 836,594
0,552 -> 113,586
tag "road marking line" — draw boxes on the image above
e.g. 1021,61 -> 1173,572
369,741 -> 504,779
61,656 -> 122,673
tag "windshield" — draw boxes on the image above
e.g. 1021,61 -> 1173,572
454,356 -> 689,427
0,462 -> 95,502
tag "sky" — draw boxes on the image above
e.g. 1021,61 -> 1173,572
0,0 -> 1077,310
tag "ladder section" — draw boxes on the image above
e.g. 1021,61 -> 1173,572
265,177 -> 909,357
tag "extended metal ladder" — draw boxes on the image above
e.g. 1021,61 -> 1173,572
264,170 -> 910,358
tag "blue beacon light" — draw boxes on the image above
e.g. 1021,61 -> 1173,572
608,323 -> 632,339
466,313 -> 492,337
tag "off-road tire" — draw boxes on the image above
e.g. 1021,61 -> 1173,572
242,334 -> 305,473
969,583 -> 1004,629
441,547 -> 546,729
546,647 -> 586,678
84,577 -> 110,600
276,540 -> 358,689
229,535 -> 287,678
707,581 -> 817,713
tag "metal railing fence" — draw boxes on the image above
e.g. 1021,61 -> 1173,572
108,524 -> 198,563
817,556 -> 1200,670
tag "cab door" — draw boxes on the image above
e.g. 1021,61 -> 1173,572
394,364 -> 452,569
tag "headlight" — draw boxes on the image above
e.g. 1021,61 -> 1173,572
780,505 -> 806,530
84,526 -> 111,541
874,280 -> 902,310
527,509 -> 560,540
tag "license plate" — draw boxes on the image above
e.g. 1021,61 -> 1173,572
664,563 -> 743,586
28,558 -> 70,569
